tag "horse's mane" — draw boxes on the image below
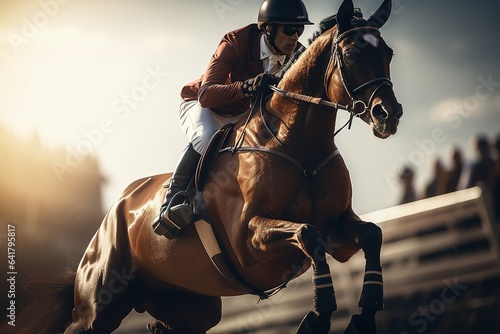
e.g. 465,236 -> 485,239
274,9 -> 368,80
274,15 -> 339,80
308,15 -> 338,45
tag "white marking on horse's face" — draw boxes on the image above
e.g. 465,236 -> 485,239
363,34 -> 379,48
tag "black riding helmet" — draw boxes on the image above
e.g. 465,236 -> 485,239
257,0 -> 314,54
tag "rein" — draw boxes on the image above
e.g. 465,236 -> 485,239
268,85 -> 356,136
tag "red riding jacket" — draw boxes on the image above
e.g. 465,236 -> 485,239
181,24 -> 301,116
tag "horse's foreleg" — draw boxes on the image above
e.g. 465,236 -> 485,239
249,218 -> 335,334
344,221 -> 383,334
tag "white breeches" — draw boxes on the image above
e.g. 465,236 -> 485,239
179,100 -> 243,153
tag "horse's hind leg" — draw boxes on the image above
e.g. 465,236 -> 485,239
344,221 -> 383,334
64,268 -> 136,334
64,209 -> 136,333
146,289 -> 222,334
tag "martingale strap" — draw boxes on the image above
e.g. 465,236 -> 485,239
220,146 -> 340,178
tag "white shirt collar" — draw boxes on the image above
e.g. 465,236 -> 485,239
259,34 -> 286,64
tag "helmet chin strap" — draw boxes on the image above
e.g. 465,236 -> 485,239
264,24 -> 285,55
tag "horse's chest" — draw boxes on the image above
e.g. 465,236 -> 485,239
284,180 -> 351,224
237,150 -> 352,222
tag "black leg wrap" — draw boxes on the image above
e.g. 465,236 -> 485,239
296,264 -> 335,334
346,222 -> 382,334
359,265 -> 383,311
312,265 -> 337,314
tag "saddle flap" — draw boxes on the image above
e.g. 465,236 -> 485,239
195,123 -> 234,191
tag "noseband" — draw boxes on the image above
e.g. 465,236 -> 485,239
269,25 -> 394,134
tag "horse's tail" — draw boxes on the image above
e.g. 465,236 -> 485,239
1,267 -> 76,334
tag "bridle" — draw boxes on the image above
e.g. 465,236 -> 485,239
329,26 -> 394,114
269,25 -> 394,135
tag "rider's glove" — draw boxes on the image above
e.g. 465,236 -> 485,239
242,73 -> 278,98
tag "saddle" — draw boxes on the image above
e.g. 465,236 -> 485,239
161,123 -> 234,192
195,122 -> 234,191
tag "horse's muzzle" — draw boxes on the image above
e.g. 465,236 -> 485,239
369,102 -> 403,138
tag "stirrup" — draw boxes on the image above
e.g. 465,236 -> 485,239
153,192 -> 194,239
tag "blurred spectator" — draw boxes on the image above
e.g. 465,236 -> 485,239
424,157 -> 446,198
493,135 -> 500,221
399,166 -> 416,204
466,134 -> 494,189
444,146 -> 464,193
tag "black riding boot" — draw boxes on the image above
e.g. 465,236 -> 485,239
152,143 -> 201,239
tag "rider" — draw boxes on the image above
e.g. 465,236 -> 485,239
153,0 -> 313,239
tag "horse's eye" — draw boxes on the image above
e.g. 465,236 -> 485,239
343,50 -> 355,66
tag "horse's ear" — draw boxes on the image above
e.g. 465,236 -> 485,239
368,0 -> 392,28
336,0 -> 354,32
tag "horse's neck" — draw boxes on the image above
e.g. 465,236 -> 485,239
268,35 -> 339,154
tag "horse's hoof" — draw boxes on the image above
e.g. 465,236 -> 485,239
343,321 -> 359,334
147,320 -> 174,334
343,314 -> 376,334
296,311 -> 330,334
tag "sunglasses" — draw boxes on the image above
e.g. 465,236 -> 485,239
282,25 -> 305,37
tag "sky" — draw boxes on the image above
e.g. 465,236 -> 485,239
1,0 -> 499,215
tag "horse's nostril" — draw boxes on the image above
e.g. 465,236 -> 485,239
372,104 -> 388,121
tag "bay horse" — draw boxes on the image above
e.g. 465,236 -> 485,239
55,0 -> 403,333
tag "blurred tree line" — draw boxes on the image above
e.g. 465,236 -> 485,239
0,124 -> 105,312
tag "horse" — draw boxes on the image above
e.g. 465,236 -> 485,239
40,0 -> 403,333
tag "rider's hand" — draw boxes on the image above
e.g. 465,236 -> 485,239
242,73 -> 278,98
